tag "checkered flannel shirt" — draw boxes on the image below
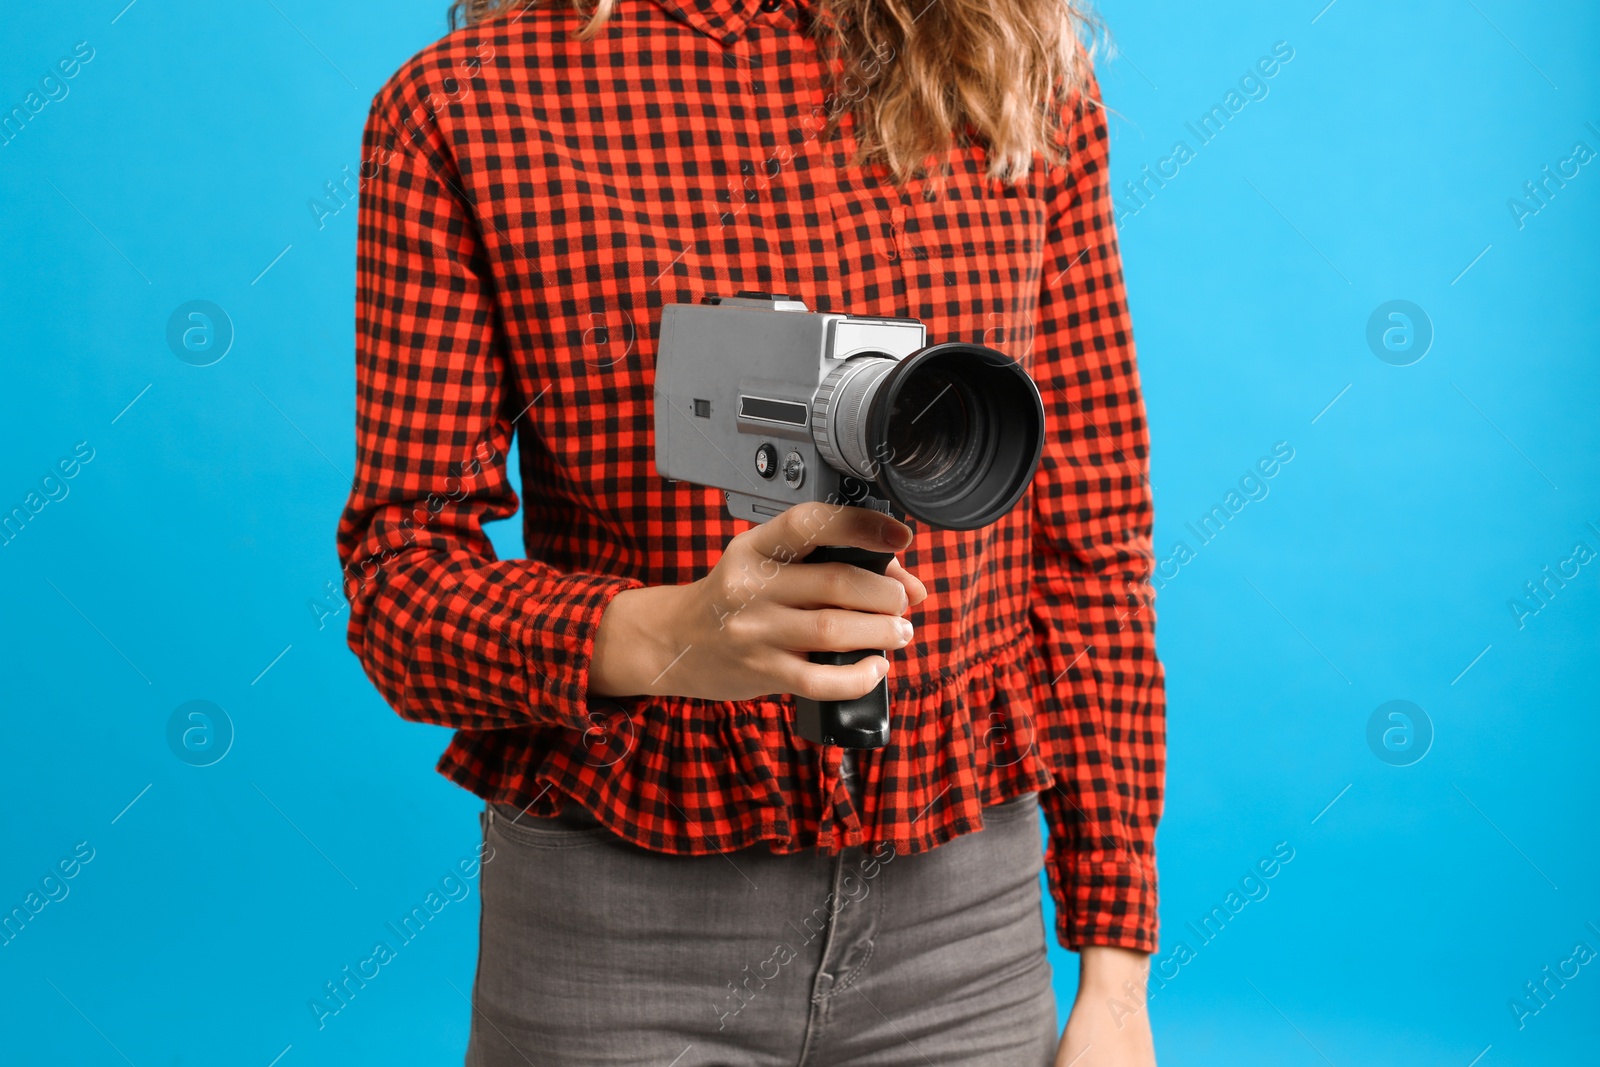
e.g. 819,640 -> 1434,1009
335,0 -> 1166,953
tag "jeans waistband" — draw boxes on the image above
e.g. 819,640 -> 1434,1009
495,774 -> 1035,834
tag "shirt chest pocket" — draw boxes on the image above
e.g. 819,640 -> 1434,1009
822,163 -> 1045,375
893,164 -> 1047,374
822,162 -> 907,317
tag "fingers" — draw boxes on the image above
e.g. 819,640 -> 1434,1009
885,557 -> 928,608
780,651 -> 891,703
759,603 -> 913,656
713,502 -> 922,708
768,560 -> 909,616
741,502 -> 913,564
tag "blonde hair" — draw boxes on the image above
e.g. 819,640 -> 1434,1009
448,0 -> 1100,191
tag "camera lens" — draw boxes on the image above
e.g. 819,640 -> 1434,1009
811,343 -> 1044,530
885,370 -> 970,482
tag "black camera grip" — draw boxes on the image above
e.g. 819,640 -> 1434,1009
791,543 -> 896,749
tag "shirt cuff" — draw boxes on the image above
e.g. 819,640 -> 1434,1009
1046,848 -> 1160,954
518,571 -> 648,735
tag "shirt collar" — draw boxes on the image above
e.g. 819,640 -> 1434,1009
649,0 -> 813,47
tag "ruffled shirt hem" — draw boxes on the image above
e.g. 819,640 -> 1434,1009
438,625 -> 1057,860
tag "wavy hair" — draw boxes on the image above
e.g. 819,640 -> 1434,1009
448,0 -> 1100,191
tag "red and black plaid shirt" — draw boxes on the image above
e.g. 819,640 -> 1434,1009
337,0 -> 1165,953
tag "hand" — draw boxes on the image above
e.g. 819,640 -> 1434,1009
614,501 -> 928,704
1053,947 -> 1157,1067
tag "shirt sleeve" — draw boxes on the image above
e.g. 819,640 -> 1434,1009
335,80 -> 647,736
1028,61 -> 1167,955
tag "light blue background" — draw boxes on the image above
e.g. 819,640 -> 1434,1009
2,0 -> 1596,1064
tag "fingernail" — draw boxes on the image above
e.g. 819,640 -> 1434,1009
881,521 -> 911,549
896,618 -> 914,641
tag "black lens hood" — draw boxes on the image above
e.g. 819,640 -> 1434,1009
863,341 -> 1045,530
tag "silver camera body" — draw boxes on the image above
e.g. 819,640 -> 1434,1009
654,293 -> 921,523
652,292 -> 1046,749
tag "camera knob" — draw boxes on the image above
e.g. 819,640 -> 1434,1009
754,442 -> 779,479
782,451 -> 805,488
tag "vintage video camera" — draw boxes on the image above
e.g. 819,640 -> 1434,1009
653,293 -> 1045,749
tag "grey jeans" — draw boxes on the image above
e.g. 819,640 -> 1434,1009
464,786 -> 1057,1067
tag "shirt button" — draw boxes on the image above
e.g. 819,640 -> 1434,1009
759,0 -> 782,11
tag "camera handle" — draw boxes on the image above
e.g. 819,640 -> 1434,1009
792,544 -> 895,749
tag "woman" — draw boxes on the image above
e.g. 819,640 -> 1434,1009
335,0 -> 1165,1061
